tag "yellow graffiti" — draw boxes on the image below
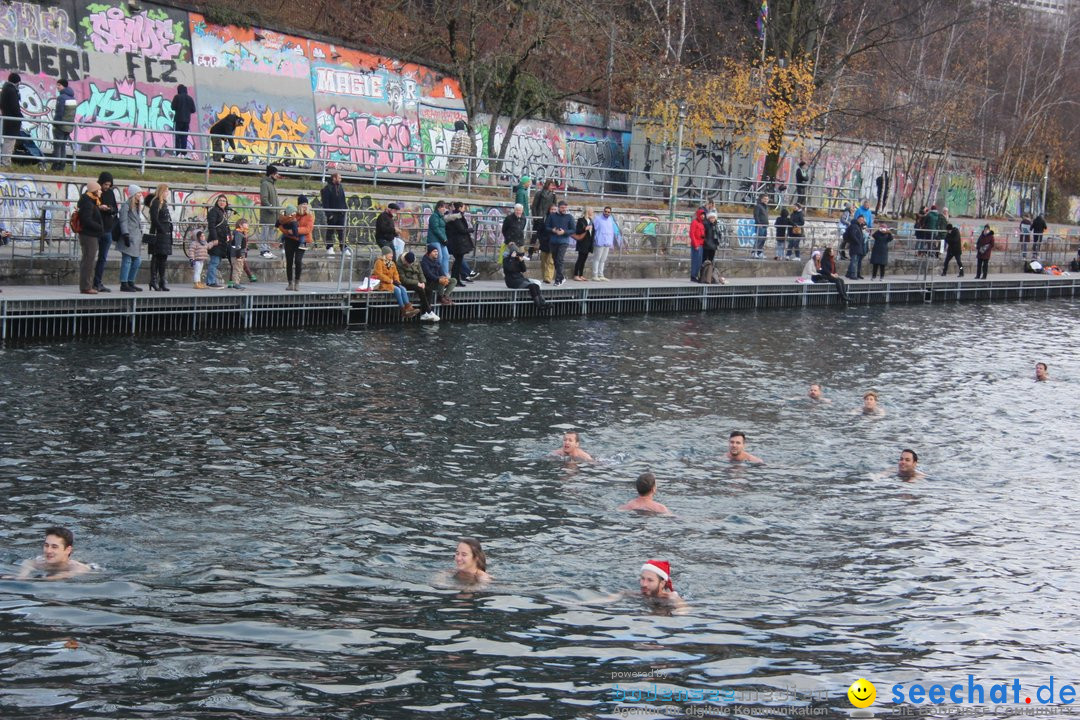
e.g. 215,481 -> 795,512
216,105 -> 315,160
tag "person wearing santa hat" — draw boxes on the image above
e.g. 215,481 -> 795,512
639,559 -> 684,606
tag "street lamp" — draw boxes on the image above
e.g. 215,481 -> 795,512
668,99 -> 688,224
1040,153 -> 1050,215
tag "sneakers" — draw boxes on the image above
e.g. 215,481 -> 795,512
231,283 -> 246,290
194,282 -> 208,289
208,284 -> 225,289
554,279 -> 565,286
326,247 -> 335,256
260,250 -> 275,259
248,274 -> 258,283
343,247 -> 352,256
596,275 -> 609,282
420,311 -> 441,322
467,271 -> 479,280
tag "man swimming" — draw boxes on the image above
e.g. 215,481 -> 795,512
551,431 -> 594,462
806,383 -> 832,403
8,527 -> 92,580
619,472 -> 671,514
860,391 -> 885,416
1035,362 -> 1049,382
639,559 -> 685,607
726,431 -> 763,464
896,449 -> 926,481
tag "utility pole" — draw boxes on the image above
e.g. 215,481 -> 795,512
668,100 -> 688,224
1041,153 -> 1050,215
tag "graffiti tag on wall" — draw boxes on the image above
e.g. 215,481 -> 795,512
0,40 -> 88,81
190,16 -> 308,77
317,106 -> 418,172
0,1 -> 77,47
75,78 -> 175,155
211,104 -> 315,162
81,3 -> 190,62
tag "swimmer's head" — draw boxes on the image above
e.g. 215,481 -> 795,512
862,391 -> 878,412
640,559 -> 673,596
43,526 -> 74,566
898,449 -> 918,476
562,432 -> 580,452
455,537 -> 486,573
1035,362 -> 1048,381
808,384 -> 822,400
728,431 -> 747,456
636,472 -> 656,497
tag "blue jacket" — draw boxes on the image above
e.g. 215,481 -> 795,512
545,211 -> 575,245
53,86 -> 75,123
853,205 -> 873,228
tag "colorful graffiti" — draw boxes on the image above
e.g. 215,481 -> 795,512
15,74 -> 62,153
317,107 -> 418,172
307,44 -> 461,102
189,15 -> 308,78
0,174 -> 60,238
74,78 -> 175,155
0,40 -> 88,81
81,3 -> 190,62
0,1 -> 78,47
211,104 -> 315,163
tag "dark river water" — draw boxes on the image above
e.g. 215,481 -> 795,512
1,300 -> 1078,719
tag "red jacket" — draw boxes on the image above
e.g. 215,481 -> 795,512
689,208 -> 706,250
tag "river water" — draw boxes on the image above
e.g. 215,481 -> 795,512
1,300 -> 1078,719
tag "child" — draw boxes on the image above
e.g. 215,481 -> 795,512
186,230 -> 209,289
228,218 -> 249,290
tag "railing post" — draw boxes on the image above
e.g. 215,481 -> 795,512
139,127 -> 148,175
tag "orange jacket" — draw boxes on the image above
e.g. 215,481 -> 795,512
372,256 -> 401,290
296,212 -> 314,239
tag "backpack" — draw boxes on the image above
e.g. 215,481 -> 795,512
69,208 -> 82,234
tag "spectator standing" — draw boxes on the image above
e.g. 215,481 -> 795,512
914,205 -> 930,256
447,120 -> 471,193
296,195 -> 314,251
207,113 -> 244,162
426,200 -> 451,276
444,201 -> 474,286
773,207 -> 790,261
572,208 -> 594,281
853,199 -> 874,229
186,230 -> 209,288
538,204 -> 556,283
592,206 -> 616,281
875,171 -> 890,214
869,224 -> 893,279
546,200 -> 575,286
513,175 -> 531,209
702,211 -> 722,268
320,172 -> 348,256
530,179 -> 556,259
228,218 -> 250,290
1030,213 -> 1047,260
116,184 -> 144,292
76,180 -> 104,294
0,73 -> 23,167
206,194 -> 231,288
500,203 -> 528,261
924,205 -> 947,258
93,171 -> 118,292
689,207 -> 706,280
844,215 -> 867,280
147,184 -> 173,291
941,223 -> 964,277
788,203 -> 805,260
1019,212 -> 1032,259
276,204 -> 301,291
257,165 -> 281,258
170,84 -> 196,156
975,225 -> 995,279
752,194 -> 769,259
837,201 -> 852,259
795,161 -> 809,206
50,79 -> 76,170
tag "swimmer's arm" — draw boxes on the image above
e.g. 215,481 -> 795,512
12,558 -> 38,580
576,449 -> 595,462
45,561 -> 91,581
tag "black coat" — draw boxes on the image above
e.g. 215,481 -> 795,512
844,222 -> 866,255
99,186 -> 119,234
148,198 -> 173,256
503,255 -> 529,288
1,81 -> 23,136
375,210 -> 396,245
76,193 -> 104,237
320,182 -> 347,224
869,230 -> 892,264
170,91 -> 195,125
445,212 -> 474,255
208,113 -> 242,137
574,216 -> 593,253
207,204 -> 231,256
1031,215 -> 1048,234
501,212 -> 527,244
704,220 -> 722,250
420,254 -> 442,284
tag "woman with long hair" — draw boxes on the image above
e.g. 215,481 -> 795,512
206,193 -> 231,288
116,184 -> 144,292
817,246 -> 849,303
454,538 -> 492,583
147,184 -> 172,291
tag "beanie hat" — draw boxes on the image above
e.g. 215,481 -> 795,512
520,175 -> 531,183
297,194 -> 309,206
7,72 -> 20,84
641,560 -> 673,591
97,171 -> 114,184
381,245 -> 393,256
387,202 -> 400,210
283,205 -> 296,215
403,251 -> 415,263
127,184 -> 142,197
426,243 -> 440,253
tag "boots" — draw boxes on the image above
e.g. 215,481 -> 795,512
958,268 -> 964,278
120,282 -> 135,292
401,303 -> 420,319
286,282 -> 296,291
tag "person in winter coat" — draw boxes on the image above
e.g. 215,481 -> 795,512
257,165 -> 281,257
924,205 -> 947,258
116,184 -> 144,292
93,171 -> 119,292
375,202 -> 399,252
426,201 -> 451,276
773,208 -> 790,261
975,225 -> 995,280
853,199 -> 874,229
208,112 -> 244,161
689,207 -> 706,280
513,175 -> 531,209
545,200 -> 575,286
592,206 -> 617,281
170,84 -> 196,154
396,251 -> 437,321
941,223 -> 964,277
869,225 -> 893,279
1031,213 -> 1047,259
1019,213 -> 1032,259
296,195 -> 314,249
50,79 -> 76,170
817,247 -> 849,303
572,208 -> 594,281
914,206 -> 930,256
702,211 -> 723,266
844,215 -> 867,280
837,202 -> 852,259
1,72 -> 23,167
503,243 -> 548,311
206,194 -> 232,288
537,204 -> 556,283
229,218 -> 250,290
788,204 -> 806,260
147,184 -> 173,291
276,205 -> 302,291
752,194 -> 769,259
444,202 -> 474,285
372,245 -> 419,318
320,172 -> 348,255
421,243 -> 456,305
447,120 -> 471,193
530,180 -> 557,258
186,230 -> 209,288
76,180 -> 104,293
500,204 -> 528,261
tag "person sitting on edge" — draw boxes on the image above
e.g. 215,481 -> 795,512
6,526 -> 92,580
503,242 -> 549,312
372,245 -> 420,319
421,244 -> 456,307
859,390 -> 885,416
639,559 -> 685,607
800,250 -> 821,282
454,537 -> 492,584
1035,362 -> 1049,382
396,251 -> 439,322
807,383 -> 831,403
897,448 -> 925,481
619,472 -> 671,514
726,430 -> 763,464
551,431 -> 594,462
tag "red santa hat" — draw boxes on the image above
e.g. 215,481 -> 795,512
641,559 -> 673,591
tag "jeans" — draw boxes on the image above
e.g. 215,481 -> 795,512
174,121 -> 190,151
690,246 -> 703,281
119,254 -> 142,284
592,245 -> 610,278
93,230 -> 113,288
942,249 -> 963,275
754,230 -> 767,256
786,237 -> 801,259
551,243 -> 568,283
1019,233 -> 1030,257
258,224 -> 275,253
845,254 -> 863,279
438,244 -> 450,276
207,255 -> 222,285
389,284 -> 408,307
50,127 -> 71,169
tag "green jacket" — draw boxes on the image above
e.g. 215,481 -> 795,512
397,257 -> 425,287
427,209 -> 447,245
514,183 -> 529,209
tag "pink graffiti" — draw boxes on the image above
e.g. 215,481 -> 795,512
74,78 -> 175,156
0,1 -> 77,46
318,107 -> 418,172
86,7 -> 182,60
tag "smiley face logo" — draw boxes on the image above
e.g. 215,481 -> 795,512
848,678 -> 876,708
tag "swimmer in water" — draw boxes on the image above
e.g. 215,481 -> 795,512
639,559 -> 685,608
619,472 -> 671,514
1035,362 -> 1048,382
807,383 -> 831,403
551,431 -> 594,462
726,430 -> 763,464
453,537 -> 492,583
896,448 -> 926,481
6,527 -> 92,581
857,390 -> 885,416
